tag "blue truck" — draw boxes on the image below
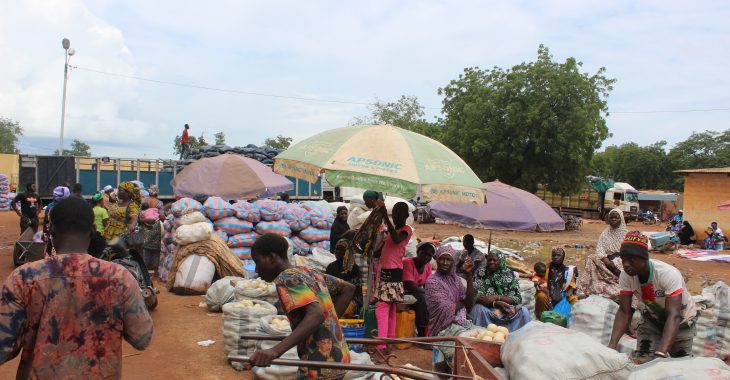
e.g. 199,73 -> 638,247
18,155 -> 325,201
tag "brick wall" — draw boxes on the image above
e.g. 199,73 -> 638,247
683,173 -> 730,236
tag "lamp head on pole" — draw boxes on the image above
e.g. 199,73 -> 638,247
62,38 -> 70,50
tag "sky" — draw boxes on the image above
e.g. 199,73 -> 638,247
1,0 -> 728,159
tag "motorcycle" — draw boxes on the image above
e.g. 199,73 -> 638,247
640,211 -> 659,225
99,244 -> 159,310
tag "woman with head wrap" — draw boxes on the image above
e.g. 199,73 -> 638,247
42,186 -> 71,254
329,206 -> 350,252
470,249 -> 531,331
534,247 -> 579,319
103,181 -> 141,244
578,208 -> 628,300
425,245 -> 475,368
325,239 -> 362,317
143,184 -> 164,218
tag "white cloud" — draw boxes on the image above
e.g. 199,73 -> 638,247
2,0 -> 729,159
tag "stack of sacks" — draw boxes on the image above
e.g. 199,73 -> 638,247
0,174 -> 10,211
692,281 -> 730,359
222,299 -> 278,370
168,196 -> 337,263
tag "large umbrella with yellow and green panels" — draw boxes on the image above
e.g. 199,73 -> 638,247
274,124 -> 485,203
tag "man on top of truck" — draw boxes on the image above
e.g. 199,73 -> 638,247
180,124 -> 191,160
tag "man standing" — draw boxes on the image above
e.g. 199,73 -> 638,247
0,197 -> 154,378
72,183 -> 83,198
458,234 -> 484,274
12,183 -> 41,234
607,232 -> 697,363
180,123 -> 190,159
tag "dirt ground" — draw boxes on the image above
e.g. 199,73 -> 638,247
0,212 -> 728,379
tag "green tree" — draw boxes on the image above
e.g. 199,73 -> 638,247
668,130 -> 730,170
439,45 -> 615,193
263,134 -> 293,149
0,117 -> 23,154
214,132 -> 226,146
351,95 -> 442,138
591,142 -> 673,189
53,139 -> 91,156
173,134 -> 208,156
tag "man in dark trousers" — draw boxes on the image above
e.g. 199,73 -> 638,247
180,124 -> 190,159
12,183 -> 41,235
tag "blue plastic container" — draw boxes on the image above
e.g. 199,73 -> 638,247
342,326 -> 365,353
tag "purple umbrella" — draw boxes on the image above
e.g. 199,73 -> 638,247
427,180 -> 565,231
172,154 -> 294,200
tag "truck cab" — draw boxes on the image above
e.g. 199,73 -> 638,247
604,182 -> 640,222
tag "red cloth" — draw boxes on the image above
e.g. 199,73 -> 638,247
181,128 -> 189,144
402,257 -> 432,287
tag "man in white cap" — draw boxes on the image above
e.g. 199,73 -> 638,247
101,185 -> 116,210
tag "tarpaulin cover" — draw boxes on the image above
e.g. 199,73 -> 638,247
428,181 -> 566,232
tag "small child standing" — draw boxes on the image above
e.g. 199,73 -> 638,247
375,201 -> 412,351
139,206 -> 161,273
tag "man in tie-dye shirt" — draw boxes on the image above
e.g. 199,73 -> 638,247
250,234 -> 355,380
0,197 -> 154,379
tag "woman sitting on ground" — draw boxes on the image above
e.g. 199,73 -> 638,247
425,245 -> 475,370
678,221 -> 696,246
534,247 -> 578,319
578,208 -> 627,300
403,242 -> 435,337
470,250 -> 531,332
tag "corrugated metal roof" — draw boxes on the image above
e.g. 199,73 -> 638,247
674,167 -> 730,174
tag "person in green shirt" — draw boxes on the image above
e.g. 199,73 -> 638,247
91,193 -> 109,233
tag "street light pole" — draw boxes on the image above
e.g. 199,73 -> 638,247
59,38 -> 75,156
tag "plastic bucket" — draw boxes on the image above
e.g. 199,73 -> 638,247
341,319 -> 365,353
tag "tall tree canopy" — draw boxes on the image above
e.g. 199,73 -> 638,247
214,132 -> 226,146
264,134 -> 293,149
351,95 -> 442,138
591,142 -> 672,190
591,129 -> 730,191
53,139 -> 91,156
0,117 -> 23,154
439,45 -> 615,193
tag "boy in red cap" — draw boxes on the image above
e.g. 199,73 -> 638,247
607,232 -> 697,363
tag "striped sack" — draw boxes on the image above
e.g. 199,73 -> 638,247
291,235 -> 311,255
214,216 -> 254,235
299,227 -> 330,244
309,207 -> 335,229
171,198 -> 204,217
213,229 -> 229,242
310,240 -> 331,252
203,196 -> 236,220
231,247 -> 252,260
282,205 -> 312,232
233,202 -> 262,223
255,199 -> 288,221
227,232 -> 259,248
255,220 -> 292,237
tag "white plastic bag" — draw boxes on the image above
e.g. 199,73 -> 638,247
627,357 -> 730,379
260,315 -> 292,335
175,221 -> 213,245
501,321 -> 633,380
234,278 -> 277,300
179,211 -> 207,226
344,351 -> 374,380
518,279 -> 536,318
568,295 -> 620,345
222,300 -> 278,357
204,276 -> 243,312
310,247 -> 336,270
173,255 -> 216,294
